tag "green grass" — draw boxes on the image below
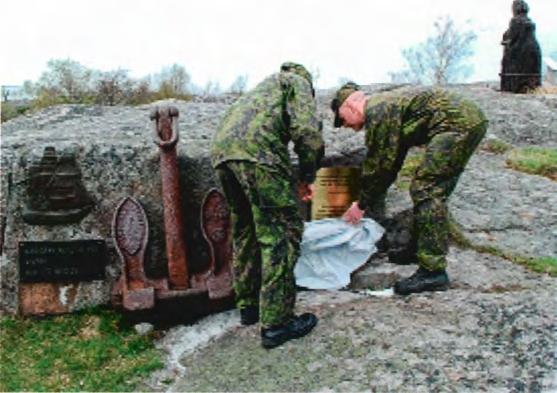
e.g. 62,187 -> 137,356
506,147 -> 557,181
480,138 -> 513,154
0,308 -> 163,392
396,146 -> 557,183
526,256 -> 557,275
449,220 -> 557,276
1,102 -> 30,122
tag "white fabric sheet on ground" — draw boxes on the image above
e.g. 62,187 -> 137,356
294,218 -> 385,290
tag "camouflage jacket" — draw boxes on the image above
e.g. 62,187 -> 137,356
211,72 -> 324,183
359,87 -> 487,206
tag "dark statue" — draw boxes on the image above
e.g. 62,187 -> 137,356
500,0 -> 542,93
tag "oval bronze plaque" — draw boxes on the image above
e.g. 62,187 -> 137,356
113,197 -> 148,256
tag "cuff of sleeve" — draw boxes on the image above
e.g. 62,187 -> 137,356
300,172 -> 316,183
299,163 -> 316,183
316,146 -> 325,170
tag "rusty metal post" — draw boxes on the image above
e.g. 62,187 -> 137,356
150,106 -> 189,289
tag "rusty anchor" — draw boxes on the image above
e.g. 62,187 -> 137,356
111,106 -> 234,316
111,196 -> 168,310
151,106 -> 190,289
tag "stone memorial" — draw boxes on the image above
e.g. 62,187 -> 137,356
0,103 -> 226,316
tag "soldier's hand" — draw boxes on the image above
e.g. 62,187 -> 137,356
342,201 -> 365,225
298,182 -> 315,202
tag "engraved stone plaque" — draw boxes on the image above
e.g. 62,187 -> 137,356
19,240 -> 107,283
311,167 -> 361,220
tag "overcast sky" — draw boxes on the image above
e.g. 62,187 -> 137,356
1,0 -> 556,89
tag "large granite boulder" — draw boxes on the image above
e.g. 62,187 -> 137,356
0,100 -> 228,315
2,85 -> 556,315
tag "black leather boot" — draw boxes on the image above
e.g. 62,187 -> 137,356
240,306 -> 259,326
394,267 -> 450,295
261,313 -> 318,349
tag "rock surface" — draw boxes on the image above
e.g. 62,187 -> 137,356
159,248 -> 556,392
450,153 -> 557,257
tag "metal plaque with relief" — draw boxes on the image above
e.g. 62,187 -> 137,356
311,167 -> 361,220
23,146 -> 94,225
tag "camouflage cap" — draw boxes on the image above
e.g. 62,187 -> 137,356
331,82 -> 360,128
280,62 -> 313,86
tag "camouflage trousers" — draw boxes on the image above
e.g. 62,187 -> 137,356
215,161 -> 302,328
364,121 -> 487,271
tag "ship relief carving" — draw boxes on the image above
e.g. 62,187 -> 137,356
23,146 -> 94,225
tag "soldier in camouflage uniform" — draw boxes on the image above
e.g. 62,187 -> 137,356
211,62 -> 324,348
331,82 -> 487,295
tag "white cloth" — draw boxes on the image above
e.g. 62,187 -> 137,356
294,218 -> 384,289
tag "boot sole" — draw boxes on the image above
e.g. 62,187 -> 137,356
241,319 -> 259,326
395,281 -> 450,295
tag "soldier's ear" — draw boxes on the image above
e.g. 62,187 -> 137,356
331,98 -> 343,128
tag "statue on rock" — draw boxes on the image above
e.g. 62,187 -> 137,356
500,0 -> 542,93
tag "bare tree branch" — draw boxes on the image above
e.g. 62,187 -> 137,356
390,16 -> 477,85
